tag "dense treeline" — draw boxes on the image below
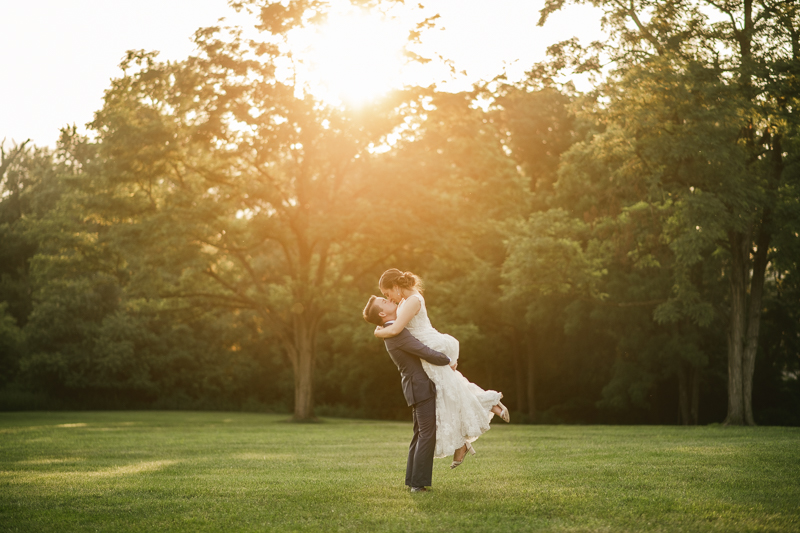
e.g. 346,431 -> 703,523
1,0 -> 798,424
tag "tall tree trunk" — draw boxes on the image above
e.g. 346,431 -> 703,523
527,335 -> 536,420
678,362 -> 690,425
690,365 -> 700,425
287,314 -> 316,420
742,137 -> 782,426
292,349 -> 315,420
725,230 -> 748,425
678,360 -> 701,425
742,228 -> 769,426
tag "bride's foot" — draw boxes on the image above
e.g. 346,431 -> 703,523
450,443 -> 475,469
492,402 -> 510,423
451,444 -> 467,466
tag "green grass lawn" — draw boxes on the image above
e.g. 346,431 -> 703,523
1,412 -> 798,532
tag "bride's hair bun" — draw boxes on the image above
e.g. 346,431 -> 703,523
379,268 -> 424,293
400,271 -> 418,288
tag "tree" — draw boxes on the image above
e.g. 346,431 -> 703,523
82,4 -> 449,419
0,139 -> 65,388
0,140 -> 42,327
538,0 -> 800,425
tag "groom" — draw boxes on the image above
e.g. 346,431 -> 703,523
363,295 -> 451,493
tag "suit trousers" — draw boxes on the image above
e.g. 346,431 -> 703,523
406,395 -> 436,488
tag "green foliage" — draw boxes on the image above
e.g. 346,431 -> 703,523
503,209 -> 608,302
2,0 -> 799,426
527,0 -> 800,424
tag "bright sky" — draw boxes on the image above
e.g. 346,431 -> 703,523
0,0 -> 604,148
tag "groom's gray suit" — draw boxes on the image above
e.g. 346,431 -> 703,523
383,322 -> 450,488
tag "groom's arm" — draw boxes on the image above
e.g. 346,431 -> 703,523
393,330 -> 450,366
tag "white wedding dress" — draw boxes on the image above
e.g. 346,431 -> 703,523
401,294 -> 502,459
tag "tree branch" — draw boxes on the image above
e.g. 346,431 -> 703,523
702,0 -> 742,35
0,139 -> 31,183
231,249 -> 269,296
611,0 -> 666,55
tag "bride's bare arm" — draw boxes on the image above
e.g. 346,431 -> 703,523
373,296 -> 421,338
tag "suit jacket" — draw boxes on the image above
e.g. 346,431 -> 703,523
384,328 -> 450,406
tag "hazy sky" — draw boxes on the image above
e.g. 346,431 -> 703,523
0,0 -> 604,147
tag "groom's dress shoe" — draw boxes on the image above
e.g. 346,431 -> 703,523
410,487 -> 428,493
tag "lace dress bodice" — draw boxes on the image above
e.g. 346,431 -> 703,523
403,294 -> 459,364
398,294 -> 501,458
405,294 -> 434,333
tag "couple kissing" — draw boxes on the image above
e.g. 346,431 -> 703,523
362,268 -> 509,493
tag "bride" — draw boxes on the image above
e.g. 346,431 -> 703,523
373,268 -> 509,467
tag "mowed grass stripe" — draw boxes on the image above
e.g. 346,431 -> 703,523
0,412 -> 798,532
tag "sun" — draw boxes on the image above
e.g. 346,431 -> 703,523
295,8 -> 409,106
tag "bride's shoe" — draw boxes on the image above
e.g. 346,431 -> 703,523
450,442 -> 476,469
498,402 -> 510,423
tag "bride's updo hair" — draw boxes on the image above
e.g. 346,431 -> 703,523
379,268 -> 424,293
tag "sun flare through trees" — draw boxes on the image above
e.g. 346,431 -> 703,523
0,0 -> 798,425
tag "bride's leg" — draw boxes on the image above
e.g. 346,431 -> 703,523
491,405 -> 503,416
453,444 -> 468,462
